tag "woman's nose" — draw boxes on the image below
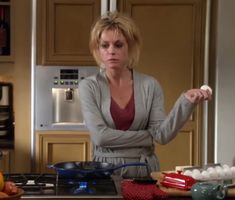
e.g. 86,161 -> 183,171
107,45 -> 115,54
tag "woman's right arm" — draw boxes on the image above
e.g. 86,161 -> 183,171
79,78 -> 153,149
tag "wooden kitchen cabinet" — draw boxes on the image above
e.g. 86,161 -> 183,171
35,131 -> 91,173
36,0 -> 100,66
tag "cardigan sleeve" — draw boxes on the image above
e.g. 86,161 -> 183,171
79,77 -> 153,149
148,80 -> 195,144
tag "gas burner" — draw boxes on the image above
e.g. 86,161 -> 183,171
3,173 -> 117,196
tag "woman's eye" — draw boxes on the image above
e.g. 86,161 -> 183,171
99,42 -> 124,49
115,43 -> 123,48
100,43 -> 109,49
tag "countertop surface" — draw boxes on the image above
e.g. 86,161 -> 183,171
15,172 -> 235,199
151,171 -> 235,199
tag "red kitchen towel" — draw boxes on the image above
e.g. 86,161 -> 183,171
121,180 -> 168,200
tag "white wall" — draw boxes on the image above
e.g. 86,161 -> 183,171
215,0 -> 235,165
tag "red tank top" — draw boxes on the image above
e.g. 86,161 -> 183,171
110,92 -> 135,130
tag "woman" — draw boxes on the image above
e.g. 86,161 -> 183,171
79,12 -> 212,178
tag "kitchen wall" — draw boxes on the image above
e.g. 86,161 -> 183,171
0,0 -> 31,172
215,0 -> 235,165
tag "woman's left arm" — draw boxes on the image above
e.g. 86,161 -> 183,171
148,83 -> 212,144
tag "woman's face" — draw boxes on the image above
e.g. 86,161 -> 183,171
98,29 -> 129,70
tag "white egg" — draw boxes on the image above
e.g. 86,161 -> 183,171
200,85 -> 212,94
201,170 -> 210,180
215,166 -> 223,171
223,164 -> 230,169
183,170 -> 193,177
192,172 -> 202,180
215,167 -> 223,174
191,169 -> 202,180
230,166 -> 235,177
207,167 -> 216,173
223,168 -> 232,179
208,170 -> 218,179
192,169 -> 201,175
217,170 -> 226,179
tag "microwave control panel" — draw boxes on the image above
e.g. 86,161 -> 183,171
53,69 -> 80,86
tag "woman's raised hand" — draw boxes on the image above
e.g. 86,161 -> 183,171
184,85 -> 212,104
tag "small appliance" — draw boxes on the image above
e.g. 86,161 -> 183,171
35,66 -> 98,131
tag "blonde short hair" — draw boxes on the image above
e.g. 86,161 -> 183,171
89,12 -> 142,68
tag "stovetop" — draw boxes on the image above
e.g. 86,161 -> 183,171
3,173 -> 118,197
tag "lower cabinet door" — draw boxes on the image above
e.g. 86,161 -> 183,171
36,131 -> 91,173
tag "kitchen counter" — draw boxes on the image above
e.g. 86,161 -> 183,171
22,196 -> 123,199
15,172 -> 235,199
151,172 -> 235,200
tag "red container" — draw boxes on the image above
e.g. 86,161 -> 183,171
161,172 -> 197,190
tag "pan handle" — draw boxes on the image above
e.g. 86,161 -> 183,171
110,162 -> 147,171
47,164 -> 55,169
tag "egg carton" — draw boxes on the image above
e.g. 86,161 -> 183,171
181,163 -> 235,182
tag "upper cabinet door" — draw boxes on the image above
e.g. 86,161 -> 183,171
37,0 -> 101,66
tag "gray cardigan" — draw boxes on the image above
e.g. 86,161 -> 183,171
79,69 -> 195,178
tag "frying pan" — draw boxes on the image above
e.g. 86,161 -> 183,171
48,161 -> 147,178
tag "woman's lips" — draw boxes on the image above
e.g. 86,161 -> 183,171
107,59 -> 118,62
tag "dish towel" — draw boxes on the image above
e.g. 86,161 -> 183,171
121,180 -> 168,200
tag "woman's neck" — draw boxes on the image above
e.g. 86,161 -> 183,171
106,67 -> 132,87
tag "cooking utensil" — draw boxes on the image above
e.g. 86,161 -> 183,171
48,161 -> 147,178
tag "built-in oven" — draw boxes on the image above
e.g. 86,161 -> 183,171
35,66 -> 98,131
